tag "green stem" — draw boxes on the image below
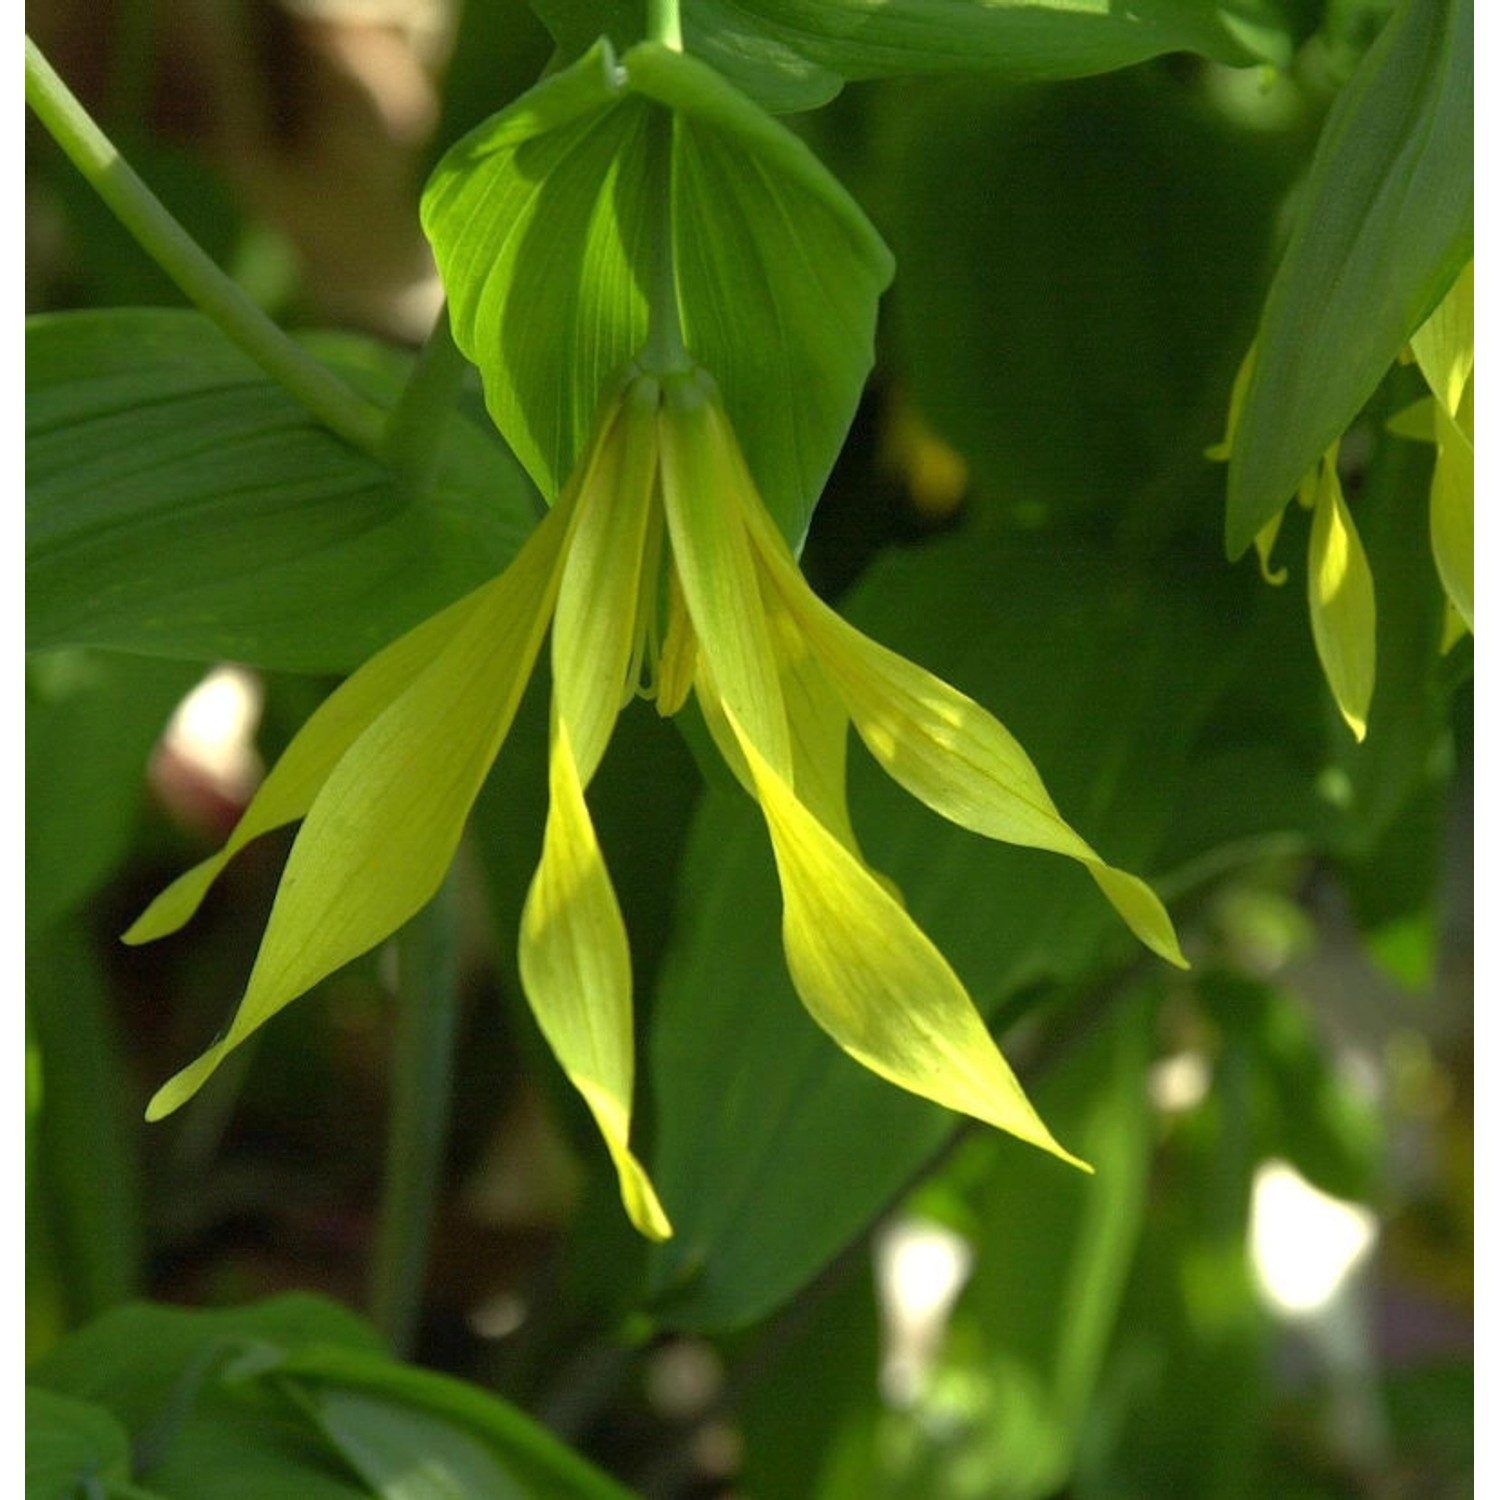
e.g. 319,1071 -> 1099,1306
381,305 -> 468,494
369,873 -> 462,1358
647,0 -> 683,51
25,35 -> 387,458
639,111 -> 690,376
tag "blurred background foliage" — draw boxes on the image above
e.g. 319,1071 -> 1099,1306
26,0 -> 1470,1494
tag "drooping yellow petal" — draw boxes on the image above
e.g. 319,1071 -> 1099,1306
551,375 -> 661,783
736,482 -> 1185,968
765,598 -> 864,862
1410,261 -> 1473,418
657,375 -> 792,780
123,584 -> 491,946
518,718 -> 672,1241
146,498 -> 574,1121
725,704 -> 1087,1171
1307,458 -> 1376,742
1430,394 -> 1474,632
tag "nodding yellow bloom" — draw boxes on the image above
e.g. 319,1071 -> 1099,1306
127,364 -> 1184,1240
1391,260 -> 1474,642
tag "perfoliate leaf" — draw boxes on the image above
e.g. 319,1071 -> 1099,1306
421,39 -> 893,544
1226,0 -> 1472,555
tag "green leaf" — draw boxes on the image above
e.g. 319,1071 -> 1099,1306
29,1298 -> 387,1500
686,0 -> 1300,112
27,310 -> 535,673
645,532 -> 1234,1329
29,1296 -> 382,1436
942,987 -> 1159,1499
267,1344 -> 638,1500
28,923 -> 146,1326
26,650 -> 200,932
421,40 -> 893,544
531,0 -> 1302,113
1226,0 -> 1472,555
300,1391 -> 528,1500
879,68 -> 1297,528
27,1388 -> 134,1500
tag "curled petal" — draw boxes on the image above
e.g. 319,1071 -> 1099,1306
145,500 -> 572,1120
1307,460 -> 1377,742
519,718 -> 672,1241
726,704 -> 1087,1170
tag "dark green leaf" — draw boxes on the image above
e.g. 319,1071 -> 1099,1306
267,1344 -> 638,1500
30,1298 -> 387,1500
1226,0 -> 1472,554
686,0 -> 1299,113
939,987 -> 1159,1499
28,924 -> 146,1325
26,650 -> 200,932
531,0 -> 1304,114
27,1388 -> 134,1500
30,1296 -> 382,1436
27,310 -> 534,673
879,68 -> 1298,529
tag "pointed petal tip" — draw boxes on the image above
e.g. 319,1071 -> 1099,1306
144,1047 -> 226,1122
615,1151 -> 674,1241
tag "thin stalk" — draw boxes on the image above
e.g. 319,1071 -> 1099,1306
25,35 -> 387,458
381,304 -> 469,494
369,873 -> 462,1358
646,0 -> 683,51
639,111 -> 690,377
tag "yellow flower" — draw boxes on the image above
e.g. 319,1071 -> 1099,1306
1210,351 -> 1377,738
1390,260 -> 1474,642
127,364 -> 1185,1240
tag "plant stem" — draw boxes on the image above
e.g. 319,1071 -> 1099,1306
369,873 -> 462,1358
381,304 -> 469,494
25,35 -> 387,458
646,0 -> 683,51
639,112 -> 690,376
